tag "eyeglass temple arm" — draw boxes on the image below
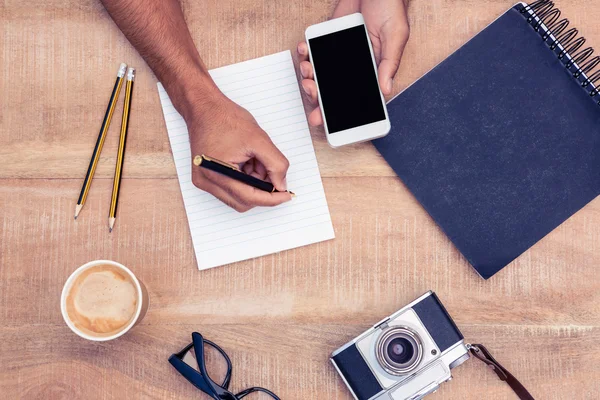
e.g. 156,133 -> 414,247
168,355 -> 216,395
200,336 -> 234,389
235,386 -> 281,400
192,332 -> 234,391
190,334 -> 281,400
172,336 -> 233,390
168,335 -> 233,398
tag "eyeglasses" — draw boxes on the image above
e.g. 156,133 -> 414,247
169,332 -> 280,400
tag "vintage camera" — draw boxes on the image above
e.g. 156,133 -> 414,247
331,291 -> 469,400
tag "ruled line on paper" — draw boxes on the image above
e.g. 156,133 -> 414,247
191,199 -> 328,228
195,216 -> 332,253
157,50 -> 334,270
188,189 -> 327,224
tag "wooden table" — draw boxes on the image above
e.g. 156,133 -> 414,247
1,0 -> 599,398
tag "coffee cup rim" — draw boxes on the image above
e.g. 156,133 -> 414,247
60,259 -> 143,342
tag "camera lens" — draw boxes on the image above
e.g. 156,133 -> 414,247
376,327 -> 423,375
387,337 -> 414,365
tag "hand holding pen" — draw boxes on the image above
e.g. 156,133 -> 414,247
186,97 -> 293,212
193,154 -> 295,195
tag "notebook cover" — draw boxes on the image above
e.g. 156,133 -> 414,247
374,4 -> 600,279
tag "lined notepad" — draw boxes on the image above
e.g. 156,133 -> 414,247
158,51 -> 334,270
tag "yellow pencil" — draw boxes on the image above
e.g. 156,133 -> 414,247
75,63 -> 127,219
108,67 -> 135,232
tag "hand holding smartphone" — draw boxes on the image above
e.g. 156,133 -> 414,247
305,13 -> 391,147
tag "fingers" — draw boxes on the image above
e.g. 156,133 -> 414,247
300,77 -> 323,126
299,61 -> 313,79
253,160 -> 267,180
242,158 -> 268,180
297,42 -> 309,62
308,108 -> 323,127
192,172 -> 252,213
301,79 -> 318,104
242,158 -> 254,175
204,169 -> 292,208
378,24 -> 410,95
249,136 -> 290,191
193,168 -> 292,212
297,42 -> 324,127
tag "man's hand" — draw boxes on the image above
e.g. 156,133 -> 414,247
99,0 -> 291,212
187,95 -> 292,212
297,0 -> 410,126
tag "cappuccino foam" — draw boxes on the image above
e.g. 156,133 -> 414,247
65,264 -> 138,337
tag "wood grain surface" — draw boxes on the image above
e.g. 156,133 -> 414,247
1,0 -> 599,399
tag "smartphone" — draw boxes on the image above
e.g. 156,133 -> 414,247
305,13 -> 390,148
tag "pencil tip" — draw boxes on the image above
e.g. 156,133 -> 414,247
74,204 -> 83,219
109,227 -> 112,233
74,215 -> 77,220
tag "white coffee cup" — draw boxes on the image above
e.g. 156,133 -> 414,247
60,260 -> 149,341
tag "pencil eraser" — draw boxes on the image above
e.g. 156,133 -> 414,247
127,67 -> 135,81
118,63 -> 127,78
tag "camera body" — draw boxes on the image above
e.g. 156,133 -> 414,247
331,292 -> 469,400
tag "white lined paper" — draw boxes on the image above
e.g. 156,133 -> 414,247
158,51 -> 334,270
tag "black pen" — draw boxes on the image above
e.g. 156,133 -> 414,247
193,155 -> 295,195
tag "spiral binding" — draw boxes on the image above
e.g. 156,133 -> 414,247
521,0 -> 600,101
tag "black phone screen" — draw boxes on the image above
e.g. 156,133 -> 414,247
308,25 -> 386,134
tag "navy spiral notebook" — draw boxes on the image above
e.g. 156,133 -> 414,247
374,1 -> 600,279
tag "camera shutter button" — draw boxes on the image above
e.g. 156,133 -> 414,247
373,317 -> 390,329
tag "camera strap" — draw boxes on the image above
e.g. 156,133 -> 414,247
469,344 -> 535,400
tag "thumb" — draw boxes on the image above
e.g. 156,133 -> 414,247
378,24 -> 410,95
251,137 -> 290,191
